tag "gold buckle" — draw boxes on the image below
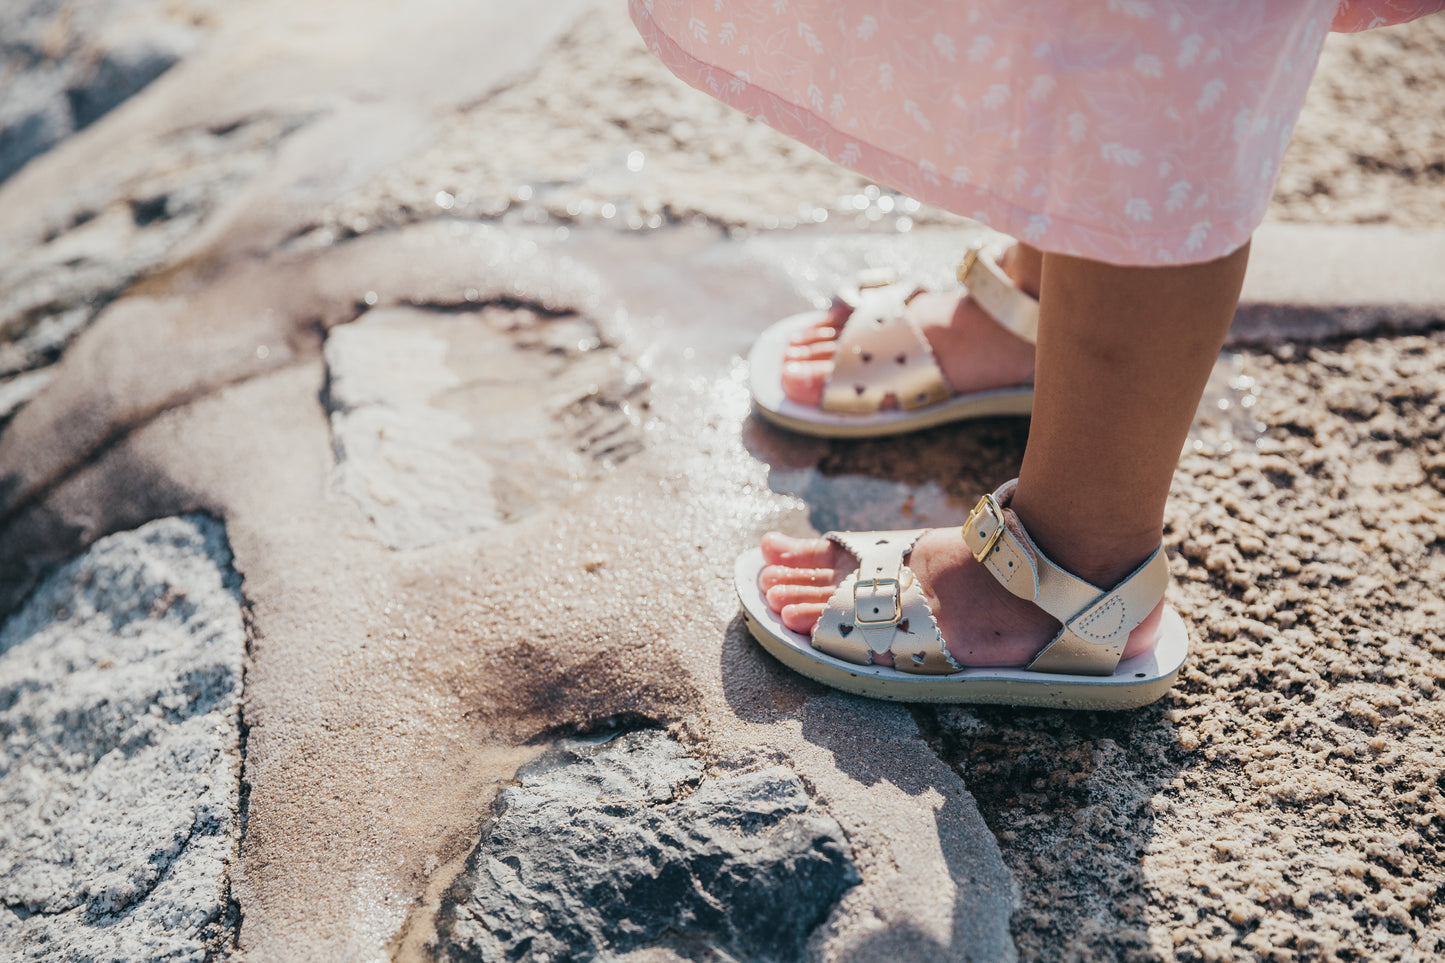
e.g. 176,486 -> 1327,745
853,577 -> 902,626
956,247 -> 980,285
965,493 -> 1004,562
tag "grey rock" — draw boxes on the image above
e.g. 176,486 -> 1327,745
66,31 -> 188,131
0,515 -> 245,962
0,66 -> 74,186
0,0 -> 196,183
437,729 -> 859,963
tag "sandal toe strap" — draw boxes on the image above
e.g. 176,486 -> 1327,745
962,480 -> 1170,676
821,286 -> 951,416
811,530 -> 959,675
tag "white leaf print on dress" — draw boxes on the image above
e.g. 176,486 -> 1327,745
1029,75 -> 1056,100
1165,180 -> 1191,212
1068,112 -> 1087,142
1178,33 -> 1202,67
1134,54 -> 1162,77
1125,197 -> 1153,222
1024,214 -> 1051,241
1197,79 -> 1226,112
967,35 -> 993,63
982,84 -> 1010,110
840,143 -> 861,165
934,33 -> 956,61
1185,222 -> 1211,254
879,62 -> 893,90
808,84 -> 825,112
1108,0 -> 1154,19
831,93 -> 846,118
798,22 -> 823,53
1232,108 -> 1252,142
857,15 -> 877,40
1101,143 -> 1143,166
688,17 -> 708,43
904,100 -> 932,131
719,21 -> 735,44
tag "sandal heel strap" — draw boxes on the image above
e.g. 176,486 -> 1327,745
962,480 -> 1169,676
958,248 -> 1039,344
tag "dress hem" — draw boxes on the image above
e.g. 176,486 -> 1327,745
630,0 -> 1264,267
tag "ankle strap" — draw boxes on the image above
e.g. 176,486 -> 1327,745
957,248 -> 1039,344
961,480 -> 1169,675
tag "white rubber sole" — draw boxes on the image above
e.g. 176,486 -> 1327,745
735,548 -> 1188,710
747,311 -> 1034,438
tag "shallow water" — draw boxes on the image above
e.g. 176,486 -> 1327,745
556,221 -> 1269,535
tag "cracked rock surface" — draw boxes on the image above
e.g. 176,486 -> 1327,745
436,729 -> 859,963
0,514 -> 245,962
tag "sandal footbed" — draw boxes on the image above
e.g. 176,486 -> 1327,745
735,547 -> 1187,709
748,311 -> 1033,439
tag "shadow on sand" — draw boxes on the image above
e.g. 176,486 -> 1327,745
725,413 -> 1187,961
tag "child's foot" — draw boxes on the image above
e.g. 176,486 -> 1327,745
781,247 -> 1041,408
757,529 -> 1163,668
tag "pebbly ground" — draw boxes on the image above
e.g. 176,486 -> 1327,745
0,1 -> 1442,960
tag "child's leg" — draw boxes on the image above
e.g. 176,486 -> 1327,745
1012,243 -> 1251,585
761,242 -> 1251,667
781,242 -> 1045,407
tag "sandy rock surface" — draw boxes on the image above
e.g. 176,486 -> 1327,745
0,1 -> 1442,961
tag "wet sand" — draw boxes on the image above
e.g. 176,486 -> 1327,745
0,2 -> 1442,961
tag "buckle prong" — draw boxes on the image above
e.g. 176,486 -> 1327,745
956,248 -> 980,285
965,494 -> 1005,562
853,577 -> 902,627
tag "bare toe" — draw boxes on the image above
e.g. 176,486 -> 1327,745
759,565 -> 835,590
759,533 -> 841,568
765,583 -> 835,613
788,320 -> 840,348
780,602 -> 827,634
781,360 -> 830,406
784,341 -> 838,362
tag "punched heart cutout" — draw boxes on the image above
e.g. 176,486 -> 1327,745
899,619 -> 911,634
838,623 -> 854,637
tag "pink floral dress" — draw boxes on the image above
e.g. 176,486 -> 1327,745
631,0 -> 1442,265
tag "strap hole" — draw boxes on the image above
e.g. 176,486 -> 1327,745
1134,672 -> 1146,678
873,607 -> 880,614
854,385 -> 866,395
895,354 -> 906,365
911,653 -> 927,665
861,352 -> 873,363
916,393 -> 927,402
